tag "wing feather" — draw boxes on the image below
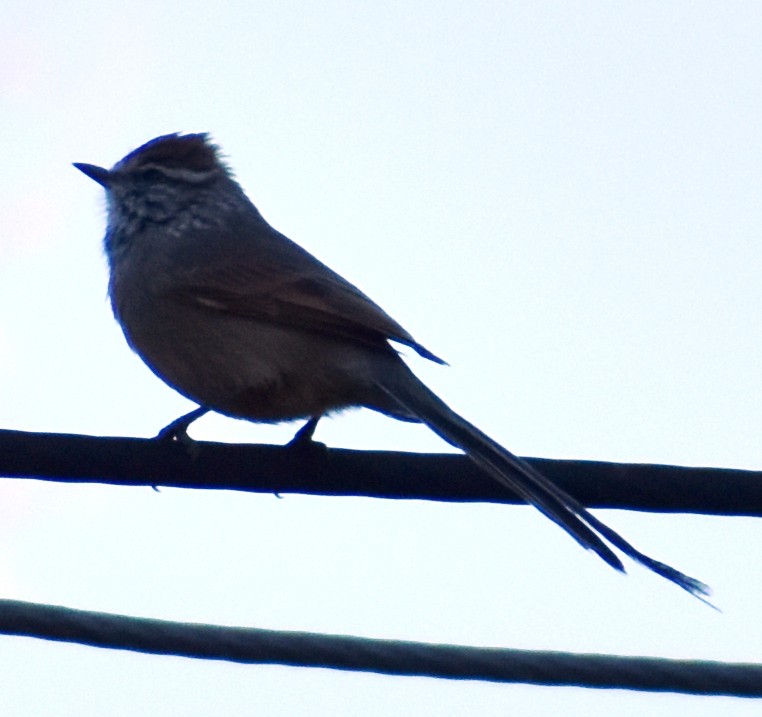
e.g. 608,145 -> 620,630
168,225 -> 445,364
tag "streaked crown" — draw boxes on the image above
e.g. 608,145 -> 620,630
114,133 -> 230,184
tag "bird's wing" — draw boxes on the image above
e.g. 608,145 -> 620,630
168,227 -> 446,364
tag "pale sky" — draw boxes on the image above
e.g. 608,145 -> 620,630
1,2 -> 760,715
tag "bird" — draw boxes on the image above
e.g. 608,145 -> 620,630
74,133 -> 710,602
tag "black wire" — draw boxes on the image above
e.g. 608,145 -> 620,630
1,429 -> 761,516
1,599 -> 760,696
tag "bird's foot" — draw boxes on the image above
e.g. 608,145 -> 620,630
156,406 -> 209,443
287,416 -> 321,448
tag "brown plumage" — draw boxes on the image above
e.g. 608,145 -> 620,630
74,133 -> 711,603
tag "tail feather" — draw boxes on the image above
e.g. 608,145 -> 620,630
375,374 -> 712,604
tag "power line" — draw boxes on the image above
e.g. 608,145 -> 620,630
1,599 -> 760,696
0,428 -> 760,516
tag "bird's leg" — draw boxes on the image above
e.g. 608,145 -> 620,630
287,416 -> 321,447
156,406 -> 210,442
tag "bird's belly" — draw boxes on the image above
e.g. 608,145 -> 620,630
117,299 -> 379,422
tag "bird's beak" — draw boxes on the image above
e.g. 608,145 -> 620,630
73,162 -> 112,188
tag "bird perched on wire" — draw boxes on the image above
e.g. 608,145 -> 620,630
74,133 -> 710,603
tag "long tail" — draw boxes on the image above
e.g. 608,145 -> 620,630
374,372 -> 712,604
